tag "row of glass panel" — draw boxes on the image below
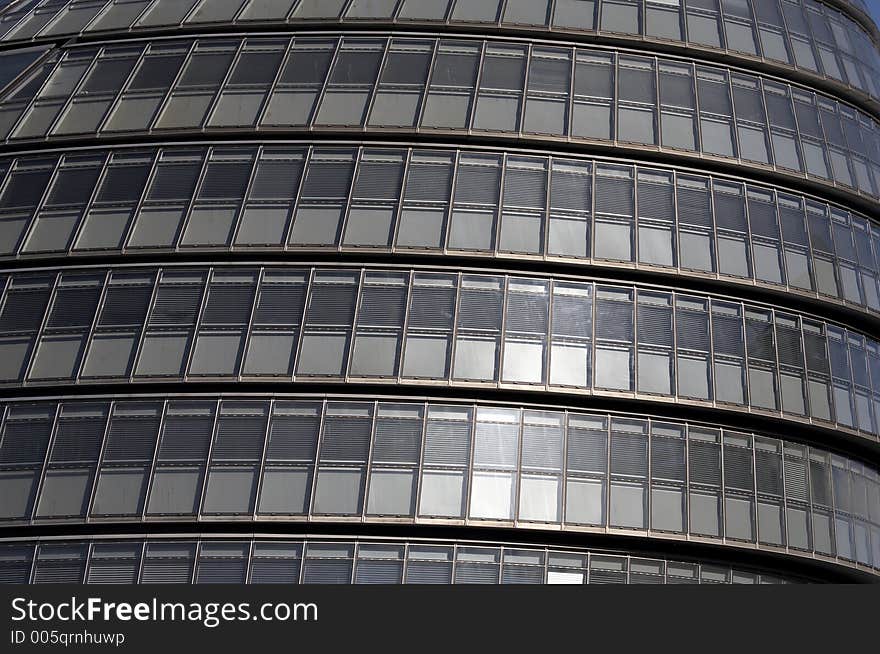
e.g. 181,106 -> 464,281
0,0 -> 876,109
0,397 -> 877,569
1,144 -> 877,316
1,265 -> 879,437
0,537 -> 802,584
0,35 -> 878,203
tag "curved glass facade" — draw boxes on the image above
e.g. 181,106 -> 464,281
1,144 -> 880,319
0,0 -> 877,584
0,395 -> 878,573
1,265 -> 879,440
0,0 -> 877,110
0,34 -> 879,207
1,536 -> 809,584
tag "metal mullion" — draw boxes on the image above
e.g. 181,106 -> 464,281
495,241 -> 510,381
719,424 -> 728,542
181,267 -> 215,381
8,0 -> 58,41
243,540 -> 255,585
793,177 -> 820,299
738,188 -> 755,404
684,422 -> 691,539
117,0 -> 156,31
179,0 -> 207,25
251,36 -> 294,130
394,269 -> 414,383
125,266 -> 161,383
120,149 -> 163,252
20,269 -> 60,385
225,144 -> 262,253
16,153 -> 63,258
450,543 -> 457,583
628,285 -> 638,398
779,441 -> 793,552
336,146 -> 365,256
0,42 -> 52,101
796,448 -> 816,553
560,410 -> 568,528
282,0 -> 301,22
33,0 -> 100,40
194,398 -> 222,520
29,401 -> 62,524
3,50 -> 64,140
344,269 -> 365,381
67,150 -> 118,253
75,0 -> 116,36
584,551 -> 590,584
827,449 -> 840,560
289,267 -> 317,383
93,40 -> 149,134
359,36 -> 392,132
280,144 -> 313,249
563,43 -> 576,139
545,276 -> 554,390
172,147 -> 246,252
236,266 -> 264,383
133,0 -> 163,28
133,540 -> 147,584
586,277 -> 597,402
538,145 -> 552,260
751,430 -> 762,547
203,38 -> 249,129
40,148 -> 107,255
610,50 -> 621,147
338,0 -> 356,20
446,272 -> 465,388
589,136 -> 598,260
148,40 -> 199,131
646,417 -> 653,534
389,147 -> 413,254
441,149 -> 462,255
410,38 -> 439,131
494,153 -> 508,265
401,542 -> 409,583
770,306 -> 784,419
462,399 -> 477,523
360,401 -> 379,523
305,398 -> 328,521
671,285 -> 681,402
0,1 -> 35,39
800,316 -> 820,423
752,76 -> 776,174
0,404 -> 5,477
250,395 -> 274,522
465,41 -> 488,133
516,42 -> 533,137
26,542 -> 37,584
604,416 -> 610,532
139,398 -> 168,521
230,0 -> 253,23
41,46 -> 105,138
169,144 -> 215,249
297,537 -> 305,584
0,273 -> 8,323
307,36 -> 343,130
190,540 -> 201,585
511,405 -> 524,525
82,397 -> 115,523
411,400 -> 428,522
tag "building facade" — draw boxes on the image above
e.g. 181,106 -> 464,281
0,0 -> 878,584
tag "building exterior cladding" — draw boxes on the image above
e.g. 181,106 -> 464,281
0,0 -> 877,586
